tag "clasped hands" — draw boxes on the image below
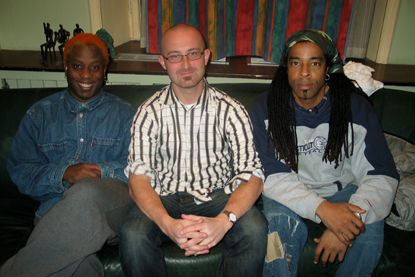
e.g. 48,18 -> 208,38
163,213 -> 232,257
314,201 -> 366,266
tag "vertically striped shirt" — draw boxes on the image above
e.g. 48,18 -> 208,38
125,81 -> 264,202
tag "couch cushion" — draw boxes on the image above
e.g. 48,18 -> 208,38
370,89 -> 415,145
1,85 -> 414,276
385,134 -> 415,231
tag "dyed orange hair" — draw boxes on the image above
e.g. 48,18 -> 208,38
63,33 -> 110,66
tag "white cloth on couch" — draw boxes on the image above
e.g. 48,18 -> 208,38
385,133 -> 415,231
344,61 -> 383,96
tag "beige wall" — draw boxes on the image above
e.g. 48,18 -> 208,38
0,0 -> 91,50
388,0 -> 415,65
366,0 -> 415,65
92,0 -> 133,46
0,0 -> 413,66
366,0 -> 400,64
0,0 -> 135,51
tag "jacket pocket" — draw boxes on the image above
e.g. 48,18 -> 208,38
90,137 -> 121,161
38,142 -> 67,163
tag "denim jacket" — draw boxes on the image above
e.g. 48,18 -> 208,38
7,89 -> 136,218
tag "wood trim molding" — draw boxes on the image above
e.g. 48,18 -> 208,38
129,0 -> 141,40
367,0 -> 401,64
377,0 -> 401,64
1,41 -> 413,86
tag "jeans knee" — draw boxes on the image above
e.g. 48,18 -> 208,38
265,230 -> 285,263
119,215 -> 145,244
244,223 -> 268,252
250,212 -> 268,238
264,230 -> 298,276
118,217 -> 135,242
119,208 -> 156,246
266,213 -> 305,237
264,213 -> 306,263
237,208 -> 268,244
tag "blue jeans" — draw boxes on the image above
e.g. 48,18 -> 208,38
263,185 -> 384,277
119,189 -> 268,277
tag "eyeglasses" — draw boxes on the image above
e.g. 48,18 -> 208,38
162,51 -> 204,63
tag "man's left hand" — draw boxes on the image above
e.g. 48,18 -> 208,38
179,213 -> 232,256
314,229 -> 349,266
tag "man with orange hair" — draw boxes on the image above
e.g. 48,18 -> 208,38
0,33 -> 136,276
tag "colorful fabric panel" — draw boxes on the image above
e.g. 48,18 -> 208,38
146,0 -> 355,63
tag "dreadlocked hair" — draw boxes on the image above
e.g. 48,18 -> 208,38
267,66 -> 299,171
267,66 -> 369,172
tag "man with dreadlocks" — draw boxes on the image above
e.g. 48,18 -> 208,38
251,29 -> 399,276
1,33 -> 135,276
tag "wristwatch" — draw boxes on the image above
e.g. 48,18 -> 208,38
221,210 -> 237,224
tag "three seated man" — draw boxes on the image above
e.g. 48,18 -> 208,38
1,25 -> 398,277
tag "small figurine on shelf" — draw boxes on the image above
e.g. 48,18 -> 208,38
73,23 -> 84,36
40,23 -> 55,62
57,24 -> 70,57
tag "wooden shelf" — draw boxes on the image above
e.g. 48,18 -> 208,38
1,41 -> 414,85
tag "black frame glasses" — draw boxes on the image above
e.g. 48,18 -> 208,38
162,50 -> 205,63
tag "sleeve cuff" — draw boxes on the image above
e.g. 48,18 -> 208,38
51,164 -> 70,192
124,162 -> 154,183
98,163 -> 114,179
349,198 -> 373,223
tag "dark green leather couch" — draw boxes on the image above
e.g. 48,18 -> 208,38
1,83 -> 415,276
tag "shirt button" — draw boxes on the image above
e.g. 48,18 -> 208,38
79,113 -> 84,118
80,138 -> 84,142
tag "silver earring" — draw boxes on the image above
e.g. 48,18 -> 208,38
325,74 -> 330,82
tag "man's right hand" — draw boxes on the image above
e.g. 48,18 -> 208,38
62,163 -> 101,185
128,173 -> 209,255
160,217 -> 208,252
316,201 -> 366,247
179,213 -> 233,256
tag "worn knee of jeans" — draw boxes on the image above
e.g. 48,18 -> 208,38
264,213 -> 306,274
119,207 -> 154,248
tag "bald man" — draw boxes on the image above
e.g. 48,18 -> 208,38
119,24 -> 267,276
